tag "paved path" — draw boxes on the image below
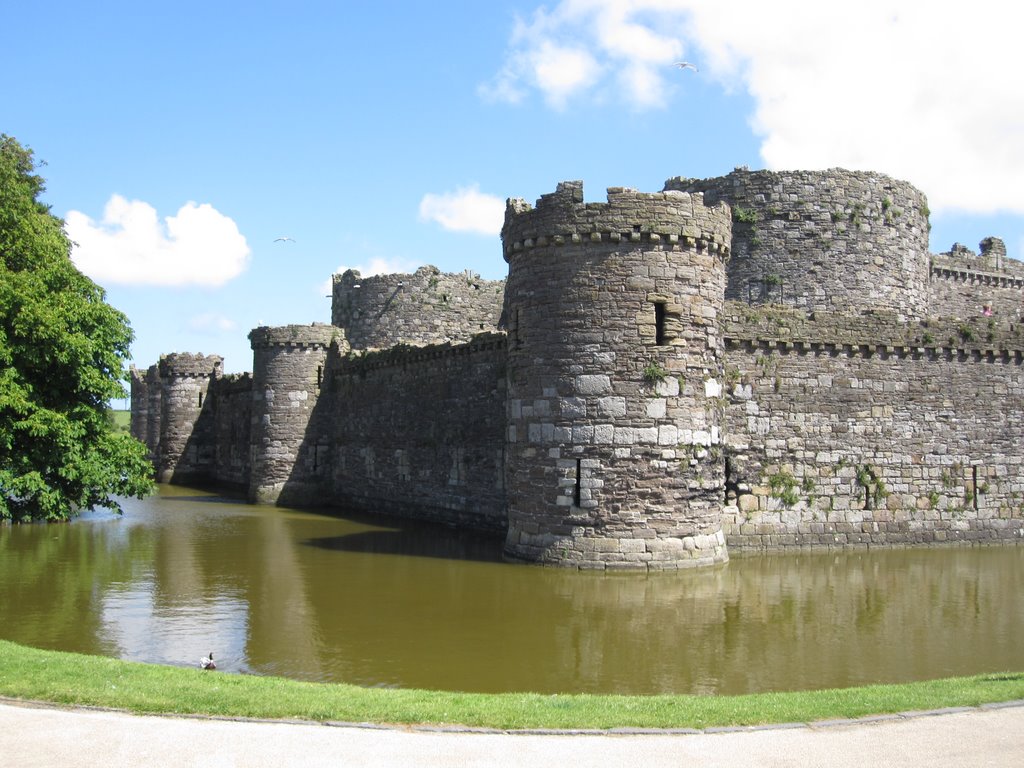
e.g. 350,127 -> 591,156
1,699 -> 1021,767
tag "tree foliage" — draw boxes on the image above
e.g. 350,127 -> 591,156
0,135 -> 153,521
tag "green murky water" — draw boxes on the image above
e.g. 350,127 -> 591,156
1,484 -> 1022,695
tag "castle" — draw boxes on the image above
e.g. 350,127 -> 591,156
131,168 -> 1024,570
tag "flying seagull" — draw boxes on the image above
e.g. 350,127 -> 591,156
673,61 -> 698,72
273,236 -> 296,243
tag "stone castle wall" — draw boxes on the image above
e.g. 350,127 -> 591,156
331,265 -> 504,350
131,167 -> 1024,569
321,334 -> 507,529
720,304 -> 1024,548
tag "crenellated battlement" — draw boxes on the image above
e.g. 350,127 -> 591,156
248,323 -> 340,350
157,353 -> 223,379
502,182 -> 731,262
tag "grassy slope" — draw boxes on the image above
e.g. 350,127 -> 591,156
1,641 -> 1021,730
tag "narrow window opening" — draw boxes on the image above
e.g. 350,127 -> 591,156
573,459 -> 582,507
654,302 -> 667,345
724,456 -> 733,504
972,465 -> 979,510
316,365 -> 323,389
198,391 -> 203,408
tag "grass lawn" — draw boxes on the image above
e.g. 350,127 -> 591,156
1,641 -> 1021,730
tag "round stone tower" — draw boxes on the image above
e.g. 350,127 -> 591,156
248,324 -> 340,505
667,168 -> 931,318
331,265 -> 504,350
502,181 -> 732,570
156,353 -> 223,484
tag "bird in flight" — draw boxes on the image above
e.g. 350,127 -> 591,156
673,61 -> 698,72
273,236 -> 296,243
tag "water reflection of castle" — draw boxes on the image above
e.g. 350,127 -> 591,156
132,168 -> 1024,570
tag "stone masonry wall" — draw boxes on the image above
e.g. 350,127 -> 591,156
322,334 -> 507,530
501,181 -> 733,569
668,169 -> 931,318
720,304 -> 1024,549
331,265 -> 505,350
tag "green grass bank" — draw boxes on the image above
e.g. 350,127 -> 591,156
1,641 -> 1022,730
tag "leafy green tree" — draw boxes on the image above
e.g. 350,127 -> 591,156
0,135 -> 153,521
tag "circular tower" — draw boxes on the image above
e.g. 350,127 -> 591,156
156,353 -> 223,484
331,265 -> 505,350
502,181 -> 732,570
248,324 -> 340,505
667,168 -> 931,318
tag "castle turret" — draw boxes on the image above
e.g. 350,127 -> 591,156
156,353 -> 222,483
248,324 -> 340,504
501,182 -> 732,569
668,169 -> 931,318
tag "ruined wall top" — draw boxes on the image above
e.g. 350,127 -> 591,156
933,238 -> 1024,280
502,181 -> 732,262
157,353 -> 223,379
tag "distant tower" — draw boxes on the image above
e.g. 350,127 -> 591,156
131,363 -> 165,464
156,353 -> 223,484
668,169 -> 931,318
501,182 -> 732,569
248,324 -> 340,505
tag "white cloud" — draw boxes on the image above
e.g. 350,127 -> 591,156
485,0 -> 1024,215
418,185 -> 504,235
66,195 -> 251,287
187,313 -> 237,334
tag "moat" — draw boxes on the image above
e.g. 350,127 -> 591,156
1,484 -> 1022,696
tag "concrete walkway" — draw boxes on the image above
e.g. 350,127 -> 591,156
1,699 -> 1021,767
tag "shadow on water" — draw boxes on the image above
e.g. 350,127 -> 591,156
159,494 -> 249,505
300,514 -> 505,563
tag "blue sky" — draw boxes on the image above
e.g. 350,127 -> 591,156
4,1 -> 1022,379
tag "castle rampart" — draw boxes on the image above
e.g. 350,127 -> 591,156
667,169 -> 931,318
132,167 -> 1024,569
501,182 -> 732,569
331,265 -> 504,350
